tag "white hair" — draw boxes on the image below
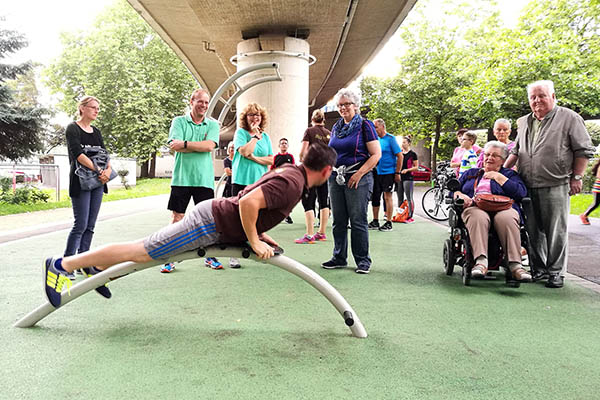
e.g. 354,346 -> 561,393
334,87 -> 361,108
527,80 -> 555,96
373,118 -> 386,129
493,118 -> 511,129
484,140 -> 508,160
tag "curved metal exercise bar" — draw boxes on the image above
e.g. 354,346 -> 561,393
14,247 -> 367,338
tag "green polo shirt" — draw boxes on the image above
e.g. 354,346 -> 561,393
168,114 -> 220,188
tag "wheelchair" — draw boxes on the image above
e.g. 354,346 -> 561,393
442,179 -> 532,287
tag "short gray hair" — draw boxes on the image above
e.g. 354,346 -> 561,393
373,118 -> 386,129
484,140 -> 508,160
527,80 -> 555,96
493,118 -> 511,129
334,87 -> 361,108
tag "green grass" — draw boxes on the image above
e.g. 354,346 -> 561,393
570,193 -> 600,218
0,178 -> 171,216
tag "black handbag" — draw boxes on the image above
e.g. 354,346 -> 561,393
75,146 -> 117,191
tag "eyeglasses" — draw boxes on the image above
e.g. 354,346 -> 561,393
338,102 -> 354,109
483,152 -> 501,159
85,106 -> 100,111
247,113 -> 261,118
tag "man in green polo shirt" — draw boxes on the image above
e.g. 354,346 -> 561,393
161,88 -> 223,272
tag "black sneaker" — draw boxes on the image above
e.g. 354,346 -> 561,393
378,221 -> 393,232
44,257 -> 72,308
82,267 -> 112,299
285,216 -> 293,224
355,265 -> 370,274
545,274 -> 564,288
321,259 -> 347,269
368,220 -> 380,230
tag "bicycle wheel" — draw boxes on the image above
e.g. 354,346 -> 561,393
422,187 -> 450,221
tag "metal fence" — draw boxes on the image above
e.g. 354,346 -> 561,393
0,163 -> 60,202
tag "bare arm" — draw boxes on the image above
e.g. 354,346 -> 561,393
238,187 -> 275,259
347,140 -> 382,189
299,140 -> 310,162
76,153 -> 109,184
394,152 -> 403,183
569,157 -> 590,195
169,139 -> 216,153
248,154 -> 274,166
224,167 -> 232,176
504,154 -> 518,169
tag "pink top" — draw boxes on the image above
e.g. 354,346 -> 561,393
476,141 -> 515,168
451,144 -> 481,176
475,177 -> 492,194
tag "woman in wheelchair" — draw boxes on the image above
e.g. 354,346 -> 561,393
452,141 -> 531,282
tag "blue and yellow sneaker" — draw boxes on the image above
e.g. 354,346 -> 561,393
204,257 -> 223,270
44,257 -> 72,308
82,267 -> 112,299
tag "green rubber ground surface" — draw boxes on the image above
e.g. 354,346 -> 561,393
2,205 -> 600,399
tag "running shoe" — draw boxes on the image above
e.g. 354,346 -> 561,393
44,257 -> 72,308
378,221 -> 393,232
160,263 -> 175,273
312,232 -> 327,241
82,267 -> 112,299
367,220 -> 380,230
229,258 -> 241,269
285,216 -> 293,224
294,234 -> 315,244
404,218 -> 415,224
580,214 -> 591,225
205,257 -> 223,270
355,265 -> 370,274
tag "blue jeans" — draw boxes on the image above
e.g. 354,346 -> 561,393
328,171 -> 373,268
64,186 -> 104,257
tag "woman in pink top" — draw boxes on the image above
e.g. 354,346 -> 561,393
476,118 -> 515,168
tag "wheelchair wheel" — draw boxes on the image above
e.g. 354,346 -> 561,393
443,239 -> 455,275
461,266 -> 471,286
422,187 -> 451,221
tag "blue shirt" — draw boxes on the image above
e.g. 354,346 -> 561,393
329,117 -> 378,167
376,133 -> 401,175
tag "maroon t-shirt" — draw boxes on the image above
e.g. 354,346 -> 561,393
212,164 -> 308,243
302,125 -> 331,146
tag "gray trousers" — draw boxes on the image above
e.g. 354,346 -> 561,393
523,184 -> 569,275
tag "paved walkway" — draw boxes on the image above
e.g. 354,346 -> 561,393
1,190 -> 598,290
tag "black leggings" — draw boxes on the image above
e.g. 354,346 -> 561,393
584,192 -> 600,216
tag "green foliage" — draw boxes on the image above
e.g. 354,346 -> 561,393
586,121 -> 600,147
0,178 -> 50,205
0,20 -> 48,161
117,169 -> 130,189
43,0 -> 198,165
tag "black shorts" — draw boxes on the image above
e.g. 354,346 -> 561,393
301,181 -> 330,212
168,186 -> 214,214
371,173 -> 395,207
231,183 -> 246,197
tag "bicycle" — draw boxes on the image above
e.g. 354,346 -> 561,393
421,161 -> 455,221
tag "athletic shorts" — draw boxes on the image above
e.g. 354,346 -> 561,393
301,181 -> 329,212
168,186 -> 214,214
144,199 -> 220,260
371,173 -> 395,207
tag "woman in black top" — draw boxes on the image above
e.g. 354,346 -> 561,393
64,96 -> 112,296
396,136 -> 419,223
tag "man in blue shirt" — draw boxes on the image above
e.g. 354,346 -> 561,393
368,119 -> 402,232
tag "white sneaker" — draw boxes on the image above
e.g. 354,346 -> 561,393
229,258 -> 241,269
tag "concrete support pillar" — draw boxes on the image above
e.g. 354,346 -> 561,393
234,36 -> 312,158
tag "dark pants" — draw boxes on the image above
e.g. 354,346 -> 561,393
64,186 -> 104,257
232,184 -> 246,196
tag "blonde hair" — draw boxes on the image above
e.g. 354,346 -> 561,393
311,109 -> 325,123
238,103 -> 268,132
462,131 -> 478,144
78,95 -> 100,116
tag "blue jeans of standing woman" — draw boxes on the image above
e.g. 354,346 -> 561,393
328,171 -> 373,269
64,185 -> 104,256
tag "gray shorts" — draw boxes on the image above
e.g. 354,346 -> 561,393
144,199 -> 220,260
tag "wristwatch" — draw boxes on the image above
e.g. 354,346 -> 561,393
571,174 -> 583,181
395,172 -> 401,175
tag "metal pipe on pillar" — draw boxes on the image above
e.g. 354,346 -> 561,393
231,35 -> 315,158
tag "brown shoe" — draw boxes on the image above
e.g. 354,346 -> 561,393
511,267 -> 532,282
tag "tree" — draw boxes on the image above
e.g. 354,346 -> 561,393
458,0 -> 600,124
0,21 -> 47,161
360,0 -> 499,169
44,0 -> 198,177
